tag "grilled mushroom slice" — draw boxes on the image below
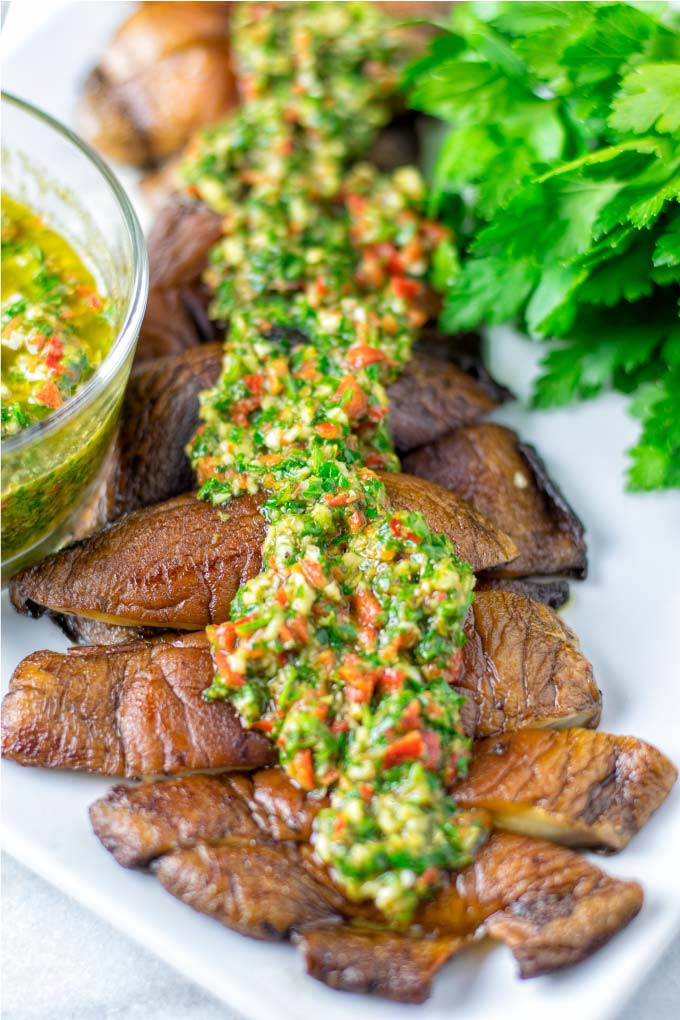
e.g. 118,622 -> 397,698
2,589 -> 600,775
403,423 -> 587,578
0,632 -> 273,776
10,494 -> 267,631
73,344 -> 224,539
460,590 -> 601,736
90,770 -> 316,868
88,770 -> 644,995
293,927 -> 464,1004
79,2 -> 236,165
474,575 -> 570,610
419,832 -> 643,979
452,728 -> 677,851
9,481 -> 517,631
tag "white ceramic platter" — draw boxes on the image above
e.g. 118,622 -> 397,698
2,5 -> 680,1020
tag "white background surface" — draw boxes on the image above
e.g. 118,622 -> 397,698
2,3 -> 680,1020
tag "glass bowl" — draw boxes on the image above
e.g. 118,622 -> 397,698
1,93 -> 148,580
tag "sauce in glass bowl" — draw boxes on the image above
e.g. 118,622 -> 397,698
1,195 -> 115,436
1,93 -> 148,580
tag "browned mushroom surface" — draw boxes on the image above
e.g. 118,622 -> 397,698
2,590 -> 601,776
10,481 -> 518,631
404,423 -> 587,578
71,342 -> 508,542
78,3 -> 236,165
0,632 -> 274,776
474,575 -> 570,610
460,590 -> 601,736
72,344 -> 224,539
87,768 -> 644,996
452,728 -> 677,851
294,926 -> 464,1004
90,770 -> 316,868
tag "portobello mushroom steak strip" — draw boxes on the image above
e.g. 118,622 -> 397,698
2,591 -> 602,776
89,725 -> 675,866
87,769 -> 644,997
404,423 -> 587,579
73,339 -> 510,540
9,479 -> 519,632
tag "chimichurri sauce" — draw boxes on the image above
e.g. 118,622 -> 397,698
186,1 -> 488,924
1,195 -> 114,438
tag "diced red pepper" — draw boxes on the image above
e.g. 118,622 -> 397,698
389,516 -> 421,543
300,559 -> 326,589
77,285 -> 103,310
34,380 -> 62,408
391,276 -> 421,302
421,729 -> 442,770
280,614 -> 310,645
323,491 -> 353,507
213,621 -> 236,652
289,749 -> 315,791
339,655 -> 376,704
380,667 -> 407,693
252,719 -> 274,733
351,591 -> 381,627
336,375 -> 367,419
45,335 -> 64,373
243,372 -> 263,395
383,730 -> 425,769
316,422 -> 341,439
213,652 -> 245,688
399,699 -> 422,732
346,345 -> 389,369
346,193 -> 367,217
348,508 -> 364,533
274,587 -> 288,607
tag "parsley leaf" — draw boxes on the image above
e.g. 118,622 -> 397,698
405,0 -> 680,491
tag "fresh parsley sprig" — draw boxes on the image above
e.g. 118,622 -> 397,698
406,1 -> 680,490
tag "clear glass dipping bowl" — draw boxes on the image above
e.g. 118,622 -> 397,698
1,93 -> 148,580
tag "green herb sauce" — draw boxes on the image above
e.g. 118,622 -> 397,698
186,0 -> 488,924
1,195 -> 117,567
1,195 -> 114,437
